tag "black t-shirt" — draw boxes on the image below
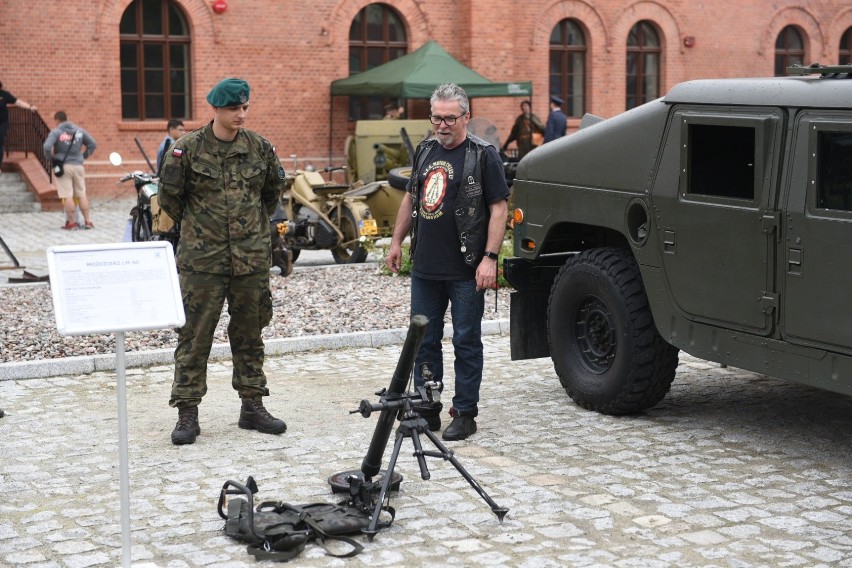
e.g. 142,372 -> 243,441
410,138 -> 509,280
0,90 -> 18,125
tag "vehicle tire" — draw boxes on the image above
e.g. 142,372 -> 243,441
331,206 -> 368,264
547,247 -> 679,415
132,207 -> 152,242
387,166 -> 412,190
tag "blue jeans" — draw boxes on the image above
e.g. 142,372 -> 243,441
411,275 -> 485,416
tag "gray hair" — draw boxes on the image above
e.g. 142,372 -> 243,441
430,83 -> 469,115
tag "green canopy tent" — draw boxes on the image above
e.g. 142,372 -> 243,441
330,40 -> 532,99
329,40 -> 532,163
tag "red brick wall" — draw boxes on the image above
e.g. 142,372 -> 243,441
2,0 -> 851,197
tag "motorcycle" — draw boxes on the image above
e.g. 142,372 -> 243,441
270,166 -> 373,270
109,151 -> 182,255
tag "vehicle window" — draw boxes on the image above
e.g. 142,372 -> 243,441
816,131 -> 852,211
687,124 -> 755,201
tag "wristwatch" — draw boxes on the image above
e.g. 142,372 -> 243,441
484,251 -> 499,261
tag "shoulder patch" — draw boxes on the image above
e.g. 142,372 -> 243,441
278,166 -> 286,180
172,148 -> 183,157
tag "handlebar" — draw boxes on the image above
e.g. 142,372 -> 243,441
118,171 -> 157,184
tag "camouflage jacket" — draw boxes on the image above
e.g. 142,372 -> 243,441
158,122 -> 285,275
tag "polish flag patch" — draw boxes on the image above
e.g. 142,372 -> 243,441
172,148 -> 183,157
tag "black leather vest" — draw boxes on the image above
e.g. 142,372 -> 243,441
409,134 -> 491,267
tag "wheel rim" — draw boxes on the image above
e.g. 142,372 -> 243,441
574,295 -> 617,374
334,212 -> 359,261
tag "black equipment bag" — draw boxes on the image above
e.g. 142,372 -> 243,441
217,476 -> 393,562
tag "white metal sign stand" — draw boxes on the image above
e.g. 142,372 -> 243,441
47,242 -> 184,568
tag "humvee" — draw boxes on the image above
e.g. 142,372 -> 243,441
505,64 -> 852,414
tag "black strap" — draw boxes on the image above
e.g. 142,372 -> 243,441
299,513 -> 364,558
246,540 -> 306,562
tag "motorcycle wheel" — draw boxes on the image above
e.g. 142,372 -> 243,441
132,207 -> 152,242
331,206 -> 368,264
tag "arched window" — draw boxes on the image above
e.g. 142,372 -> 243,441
626,21 -> 660,110
348,3 -> 407,120
120,0 -> 191,120
775,26 -> 805,76
549,19 -> 586,118
840,27 -> 852,65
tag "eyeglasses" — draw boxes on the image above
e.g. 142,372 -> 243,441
429,114 -> 462,126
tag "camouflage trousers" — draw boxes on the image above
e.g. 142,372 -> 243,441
169,271 -> 273,408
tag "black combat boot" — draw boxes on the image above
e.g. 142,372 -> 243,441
442,412 -> 477,441
171,406 -> 200,445
238,398 -> 287,434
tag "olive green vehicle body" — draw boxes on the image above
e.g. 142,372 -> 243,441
506,72 -> 852,400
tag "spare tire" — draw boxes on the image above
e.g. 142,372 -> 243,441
388,166 -> 412,190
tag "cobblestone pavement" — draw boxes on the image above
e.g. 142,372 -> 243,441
1,335 -> 850,567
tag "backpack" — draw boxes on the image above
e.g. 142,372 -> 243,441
217,476 -> 393,562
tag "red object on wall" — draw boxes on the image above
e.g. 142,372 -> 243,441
212,0 -> 227,14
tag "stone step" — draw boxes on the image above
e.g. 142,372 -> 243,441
0,171 -> 40,213
0,201 -> 41,213
0,181 -> 29,193
0,191 -> 37,204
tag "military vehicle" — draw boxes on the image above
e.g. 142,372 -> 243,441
344,119 -> 432,184
505,64 -> 852,415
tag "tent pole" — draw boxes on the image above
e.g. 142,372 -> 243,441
328,88 -> 333,169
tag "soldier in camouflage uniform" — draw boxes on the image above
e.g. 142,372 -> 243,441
158,78 -> 288,445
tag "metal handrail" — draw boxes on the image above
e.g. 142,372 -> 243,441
4,106 -> 52,179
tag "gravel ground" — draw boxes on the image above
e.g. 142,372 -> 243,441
0,265 -> 510,363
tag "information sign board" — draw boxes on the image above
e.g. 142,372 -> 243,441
47,242 -> 184,336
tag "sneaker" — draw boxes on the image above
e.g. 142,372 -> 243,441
83,222 -> 94,230
239,398 -> 287,434
442,415 -> 477,441
61,221 -> 77,230
171,406 -> 200,445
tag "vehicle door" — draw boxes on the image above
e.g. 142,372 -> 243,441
782,112 -> 852,353
652,107 -> 784,334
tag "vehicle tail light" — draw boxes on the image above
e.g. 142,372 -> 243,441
512,208 -> 524,225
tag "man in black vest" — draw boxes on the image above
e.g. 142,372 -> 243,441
386,84 -> 509,441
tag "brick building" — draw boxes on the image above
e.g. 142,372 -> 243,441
2,0 -> 851,197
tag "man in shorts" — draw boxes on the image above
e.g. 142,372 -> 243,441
43,111 -> 97,229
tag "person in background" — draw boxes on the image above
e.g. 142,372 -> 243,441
156,119 -> 185,173
501,99 -> 544,159
0,80 -> 37,172
544,95 -> 568,143
43,111 -> 97,230
386,83 -> 510,441
158,78 -> 288,445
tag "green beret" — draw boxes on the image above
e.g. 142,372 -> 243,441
206,78 -> 250,107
